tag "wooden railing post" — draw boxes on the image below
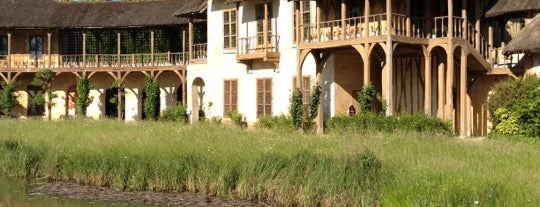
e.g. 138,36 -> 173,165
488,25 -> 494,63
189,18 -> 193,61
448,0 -> 453,40
316,3 -> 321,41
406,17 -> 411,37
263,2 -> 269,52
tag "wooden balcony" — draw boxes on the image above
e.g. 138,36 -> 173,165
237,35 -> 280,71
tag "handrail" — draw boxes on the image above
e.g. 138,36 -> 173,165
192,43 -> 207,59
238,35 -> 280,55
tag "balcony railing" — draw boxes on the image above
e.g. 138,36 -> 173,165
0,52 -> 195,70
192,43 -> 207,60
238,35 -> 280,55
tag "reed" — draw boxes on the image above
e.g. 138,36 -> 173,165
1,119 -> 539,206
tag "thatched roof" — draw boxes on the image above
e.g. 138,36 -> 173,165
504,14 -> 540,55
174,0 -> 207,19
486,0 -> 540,18
0,0 -> 205,29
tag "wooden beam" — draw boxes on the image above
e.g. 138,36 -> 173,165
386,0 -> 394,115
263,2 -> 269,52
189,18 -> 193,61
448,0 -> 454,41
364,0 -> 370,37
117,32 -> 121,67
424,50 -> 432,115
438,61 -> 445,119
341,0 -> 346,40
151,30 -> 155,67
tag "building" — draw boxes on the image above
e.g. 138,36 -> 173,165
1,0 -> 539,137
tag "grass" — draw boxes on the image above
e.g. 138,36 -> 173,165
1,119 -> 539,206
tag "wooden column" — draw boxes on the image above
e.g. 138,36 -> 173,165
299,0 -> 304,43
424,52 -> 432,115
364,0 -> 370,37
182,30 -> 186,64
316,3 -> 321,41
263,2 -> 269,51
363,48 -> 371,86
488,25 -> 494,62
316,62 -> 324,134
438,61 -> 445,119
459,49 -> 467,137
448,0 -> 454,39
474,0 -> 480,50
188,18 -> 194,61
385,0 -> 394,115
117,32 -> 121,67
151,30 -> 155,67
462,0 -> 467,39
341,0 -> 346,40
47,33 -> 51,68
82,31 -> 86,67
7,33 -> 11,69
445,47 -> 454,121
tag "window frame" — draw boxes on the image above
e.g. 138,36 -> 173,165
255,3 -> 273,47
256,78 -> 273,117
29,35 -> 44,59
223,9 -> 237,49
223,79 -> 238,117
0,36 -> 7,58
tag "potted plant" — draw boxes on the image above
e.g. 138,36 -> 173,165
333,29 -> 340,40
431,28 -> 437,38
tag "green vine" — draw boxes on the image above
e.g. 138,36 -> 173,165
32,69 -> 56,120
290,88 -> 303,129
76,76 -> 93,116
0,81 -> 19,117
143,77 -> 160,120
358,83 -> 376,113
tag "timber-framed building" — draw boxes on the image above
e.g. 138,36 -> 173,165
1,0 -> 539,137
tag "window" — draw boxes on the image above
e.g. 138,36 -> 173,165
0,36 -> 7,58
256,3 -> 272,46
256,78 -> 272,117
224,79 -> 238,116
301,1 -> 311,40
292,1 -> 299,42
29,36 -> 43,59
27,85 -> 45,116
223,9 -> 237,49
293,76 -> 312,108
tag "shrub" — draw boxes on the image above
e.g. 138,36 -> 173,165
0,81 -> 19,116
290,88 -> 303,129
255,115 -> 294,131
160,103 -> 188,123
327,113 -> 451,135
488,76 -> 540,137
228,111 -> 244,126
32,69 -> 55,120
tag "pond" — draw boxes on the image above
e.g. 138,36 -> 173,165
0,176 -> 270,206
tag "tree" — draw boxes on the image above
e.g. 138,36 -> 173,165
0,82 -> 19,117
32,69 -> 55,120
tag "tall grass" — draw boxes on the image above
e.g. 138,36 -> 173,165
1,119 -> 540,206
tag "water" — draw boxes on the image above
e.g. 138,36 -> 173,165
0,177 -> 143,207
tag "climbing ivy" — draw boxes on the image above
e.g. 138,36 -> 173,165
358,83 -> 376,113
32,69 -> 56,120
0,81 -> 19,116
76,76 -> 93,116
143,77 -> 160,120
290,88 -> 303,129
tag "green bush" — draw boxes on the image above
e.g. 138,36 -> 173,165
0,81 -> 19,116
488,76 -> 540,137
228,111 -> 244,126
327,113 -> 451,135
160,103 -> 188,123
76,76 -> 93,116
143,77 -> 160,120
255,115 -> 294,131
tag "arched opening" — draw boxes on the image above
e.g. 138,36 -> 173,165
105,87 -> 125,119
329,47 -> 365,116
368,43 -> 385,113
192,77 -> 205,121
66,85 -> 77,116
176,84 -> 184,105
430,46 -> 447,118
393,44 -> 425,114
